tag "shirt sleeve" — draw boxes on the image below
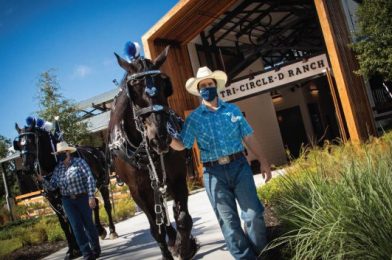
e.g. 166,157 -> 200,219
79,159 -> 96,198
180,116 -> 196,149
42,167 -> 59,191
233,105 -> 253,137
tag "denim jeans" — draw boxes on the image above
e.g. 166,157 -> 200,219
62,195 -> 100,258
203,156 -> 267,260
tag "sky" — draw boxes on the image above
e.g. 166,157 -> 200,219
0,0 -> 178,140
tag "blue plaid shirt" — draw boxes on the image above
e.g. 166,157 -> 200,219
43,157 -> 96,198
181,99 -> 253,162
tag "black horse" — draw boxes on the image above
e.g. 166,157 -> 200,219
107,47 -> 198,259
14,120 -> 118,257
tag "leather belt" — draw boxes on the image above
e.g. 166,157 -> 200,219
63,193 -> 87,199
203,152 -> 244,167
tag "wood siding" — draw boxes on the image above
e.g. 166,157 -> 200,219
314,0 -> 376,141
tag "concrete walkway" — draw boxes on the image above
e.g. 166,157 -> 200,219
44,170 -> 285,260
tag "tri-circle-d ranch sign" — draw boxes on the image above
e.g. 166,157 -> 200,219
220,54 -> 329,102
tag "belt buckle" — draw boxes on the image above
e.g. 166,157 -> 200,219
218,156 -> 230,165
70,194 -> 77,199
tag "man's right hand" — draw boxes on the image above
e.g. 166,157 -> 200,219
36,173 -> 44,182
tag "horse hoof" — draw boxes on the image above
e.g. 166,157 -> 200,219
109,232 -> 119,239
99,228 -> 107,240
180,236 -> 199,260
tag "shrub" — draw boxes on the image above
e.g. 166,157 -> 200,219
98,197 -> 135,224
0,238 -> 23,258
261,132 -> 392,259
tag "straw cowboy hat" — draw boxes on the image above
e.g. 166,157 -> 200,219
185,66 -> 228,96
54,141 -> 77,154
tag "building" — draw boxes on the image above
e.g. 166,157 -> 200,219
140,0 -> 392,168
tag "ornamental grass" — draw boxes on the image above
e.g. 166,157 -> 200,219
259,132 -> 392,259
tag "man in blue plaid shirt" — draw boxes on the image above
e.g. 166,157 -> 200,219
37,141 -> 100,260
170,66 -> 272,260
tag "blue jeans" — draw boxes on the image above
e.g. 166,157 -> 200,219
62,195 -> 100,257
203,156 -> 267,260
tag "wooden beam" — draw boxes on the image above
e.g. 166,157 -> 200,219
142,0 -> 238,58
314,0 -> 376,141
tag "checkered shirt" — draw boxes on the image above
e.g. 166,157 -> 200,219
43,157 -> 96,198
181,99 -> 253,162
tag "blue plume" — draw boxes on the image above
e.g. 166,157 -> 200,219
36,118 -> 45,128
124,41 -> 141,61
26,116 -> 35,127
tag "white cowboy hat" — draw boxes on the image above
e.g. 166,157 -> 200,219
53,141 -> 76,154
185,66 -> 228,96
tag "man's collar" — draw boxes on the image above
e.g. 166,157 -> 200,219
201,98 -> 226,113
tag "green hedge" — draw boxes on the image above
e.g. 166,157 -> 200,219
258,132 -> 392,259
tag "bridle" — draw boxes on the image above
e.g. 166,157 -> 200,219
117,58 -> 175,232
15,129 -> 65,217
125,57 -> 172,123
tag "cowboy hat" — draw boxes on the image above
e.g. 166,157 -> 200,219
53,141 -> 76,154
185,66 -> 228,96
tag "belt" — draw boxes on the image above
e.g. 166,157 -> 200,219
63,193 -> 87,199
203,152 -> 244,167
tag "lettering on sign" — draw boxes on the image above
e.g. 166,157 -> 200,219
220,54 -> 330,102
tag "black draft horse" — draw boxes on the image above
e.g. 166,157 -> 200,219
14,120 -> 118,256
107,47 -> 197,259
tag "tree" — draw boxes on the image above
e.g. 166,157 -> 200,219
36,69 -> 101,146
0,135 -> 19,201
0,135 -> 11,158
352,0 -> 392,80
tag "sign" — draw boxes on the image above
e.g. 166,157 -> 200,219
220,54 -> 330,102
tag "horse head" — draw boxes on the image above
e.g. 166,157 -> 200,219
114,46 -> 173,154
14,119 -> 57,174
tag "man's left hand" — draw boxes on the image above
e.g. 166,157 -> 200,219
260,162 -> 272,183
89,198 -> 96,209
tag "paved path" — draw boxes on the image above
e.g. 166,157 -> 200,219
44,170 -> 285,260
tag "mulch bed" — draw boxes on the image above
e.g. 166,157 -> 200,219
3,241 -> 67,260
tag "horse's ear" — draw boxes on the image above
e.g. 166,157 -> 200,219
114,52 -> 138,73
153,45 -> 170,69
15,123 -> 21,134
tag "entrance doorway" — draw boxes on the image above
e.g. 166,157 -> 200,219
277,106 -> 308,158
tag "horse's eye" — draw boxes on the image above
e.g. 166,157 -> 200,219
129,79 -> 138,85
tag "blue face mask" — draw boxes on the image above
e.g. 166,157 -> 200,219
200,87 -> 217,101
57,153 -> 67,162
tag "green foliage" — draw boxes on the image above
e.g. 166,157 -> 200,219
0,238 -> 22,258
36,69 -> 101,146
352,0 -> 392,80
98,197 -> 135,224
259,132 -> 392,259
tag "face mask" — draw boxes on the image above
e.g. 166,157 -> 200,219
57,153 -> 67,162
200,87 -> 217,101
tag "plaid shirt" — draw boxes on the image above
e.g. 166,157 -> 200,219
43,157 -> 96,198
181,99 -> 253,162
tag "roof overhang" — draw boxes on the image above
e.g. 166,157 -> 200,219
142,0 -> 237,58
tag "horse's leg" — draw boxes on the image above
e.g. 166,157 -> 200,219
99,185 -> 118,239
172,178 -> 198,260
133,194 -> 174,260
93,197 -> 107,240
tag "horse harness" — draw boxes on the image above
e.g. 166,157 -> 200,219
108,61 -> 180,233
15,130 -> 67,218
